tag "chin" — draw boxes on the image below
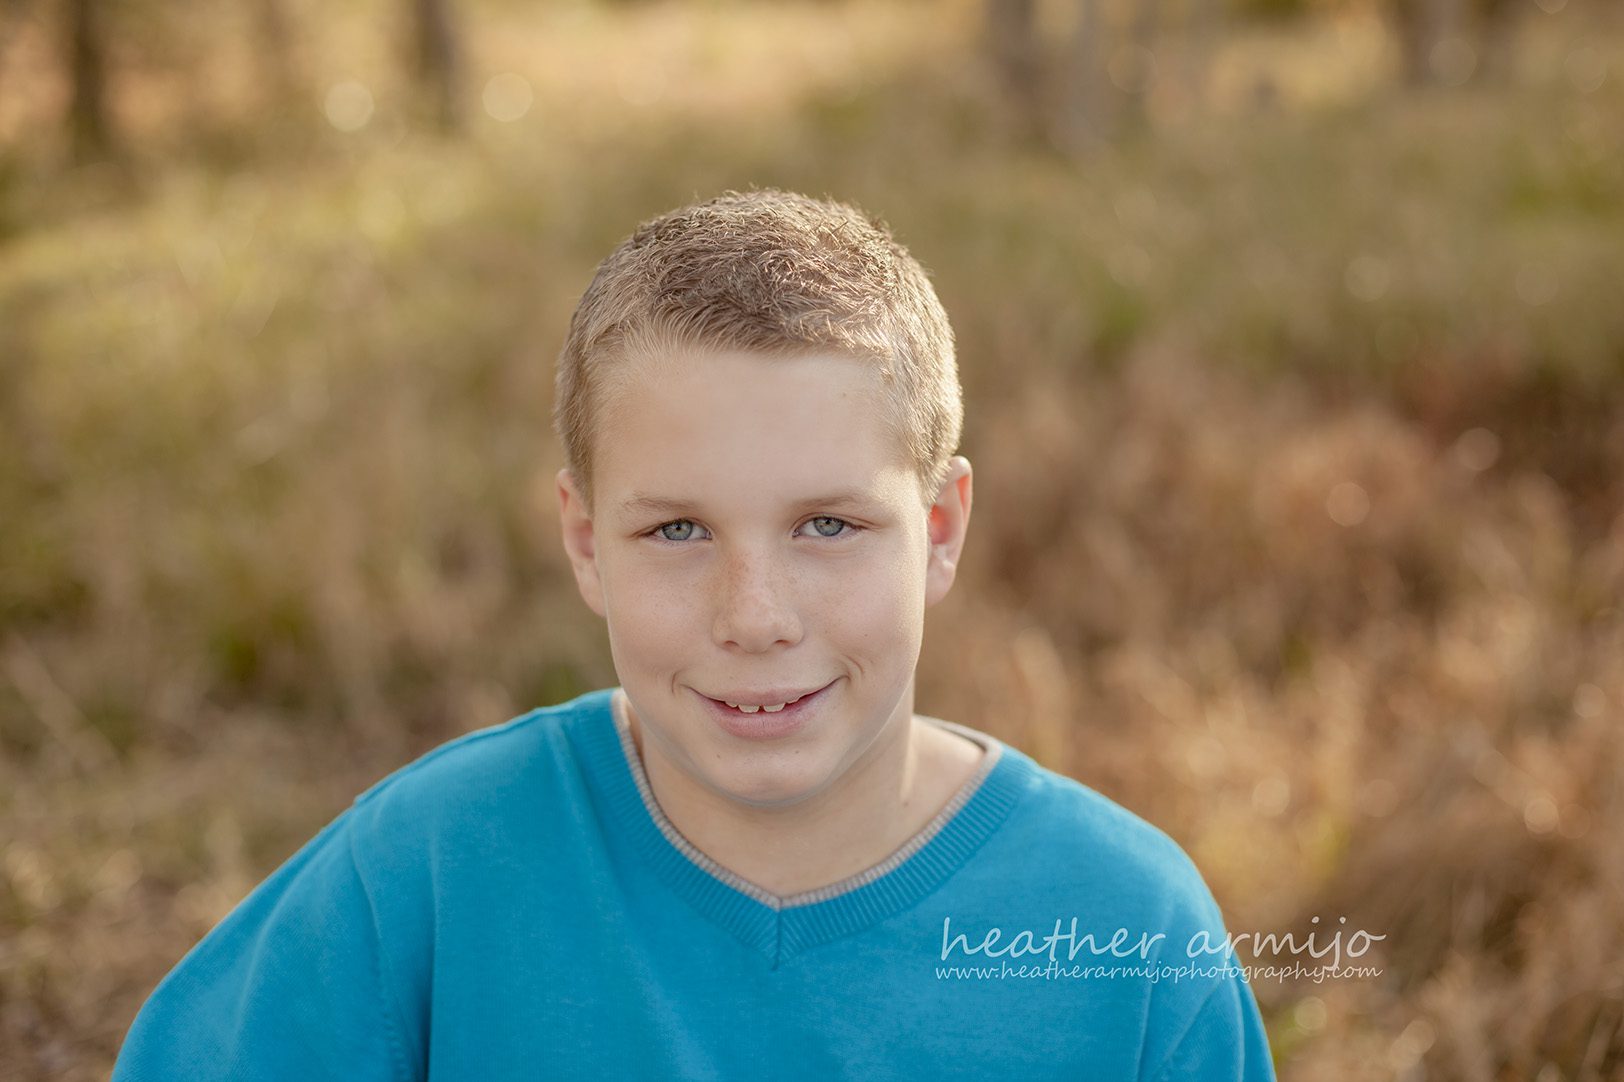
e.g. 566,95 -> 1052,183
704,758 -> 830,809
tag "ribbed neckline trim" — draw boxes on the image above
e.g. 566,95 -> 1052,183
569,686 -> 1032,964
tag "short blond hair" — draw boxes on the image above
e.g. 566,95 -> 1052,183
552,188 -> 962,516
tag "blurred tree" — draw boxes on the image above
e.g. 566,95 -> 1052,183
1387,0 -> 1521,86
1185,0 -> 1221,115
1473,0 -> 1522,81
1120,0 -> 1163,128
1059,0 -> 1110,149
985,0 -> 1046,143
409,0 -> 462,133
1009,0 -> 1226,153
1226,0 -> 1311,17
64,0 -> 115,162
255,0 -> 302,109
1391,0 -> 1463,84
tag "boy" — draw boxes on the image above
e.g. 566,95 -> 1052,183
113,189 -> 1276,1079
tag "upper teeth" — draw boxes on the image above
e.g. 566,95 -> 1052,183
723,692 -> 806,713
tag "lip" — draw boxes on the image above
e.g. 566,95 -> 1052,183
704,684 -> 826,708
695,679 -> 836,741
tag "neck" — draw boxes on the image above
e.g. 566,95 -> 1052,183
622,691 -> 982,899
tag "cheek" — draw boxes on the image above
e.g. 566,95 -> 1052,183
602,559 -> 693,653
812,549 -> 926,643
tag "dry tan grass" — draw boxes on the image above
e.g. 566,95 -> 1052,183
919,345 -> 1623,1079
2,1 -> 1622,1078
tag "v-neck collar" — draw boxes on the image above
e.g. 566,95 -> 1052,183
570,686 -> 1031,966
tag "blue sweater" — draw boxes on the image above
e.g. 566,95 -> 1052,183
113,687 -> 1276,1080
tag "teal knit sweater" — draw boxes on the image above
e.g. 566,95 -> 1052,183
113,687 -> 1276,1080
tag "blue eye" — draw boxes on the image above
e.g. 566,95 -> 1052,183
652,519 -> 707,543
805,516 -> 853,539
644,516 -> 861,544
652,516 -> 870,549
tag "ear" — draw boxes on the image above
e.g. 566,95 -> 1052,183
556,468 -> 607,618
923,456 -> 972,609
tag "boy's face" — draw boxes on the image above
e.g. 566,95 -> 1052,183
556,348 -> 971,809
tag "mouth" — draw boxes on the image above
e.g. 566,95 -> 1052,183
695,679 -> 837,740
705,686 -> 825,714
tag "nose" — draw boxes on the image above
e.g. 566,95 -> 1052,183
711,545 -> 802,652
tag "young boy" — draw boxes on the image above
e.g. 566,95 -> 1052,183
113,189 -> 1276,1079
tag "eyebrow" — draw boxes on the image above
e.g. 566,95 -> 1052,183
618,490 -> 881,519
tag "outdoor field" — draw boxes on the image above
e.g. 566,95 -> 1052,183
1,0 -> 1620,1077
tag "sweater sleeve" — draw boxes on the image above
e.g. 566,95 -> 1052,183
1149,970 -> 1276,1082
111,809 -> 414,1082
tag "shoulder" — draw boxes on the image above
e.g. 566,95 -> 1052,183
994,746 -> 1229,940
343,688 -> 615,853
995,751 -> 1273,1077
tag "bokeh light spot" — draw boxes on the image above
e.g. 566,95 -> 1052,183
1429,38 -> 1477,87
1326,481 -> 1369,526
1565,46 -> 1607,94
324,81 -> 375,132
1387,1018 -> 1437,1070
1107,46 -> 1157,93
1344,255 -> 1389,301
1451,427 -> 1500,472
1251,776 -> 1291,816
1572,682 -> 1605,718
483,73 -> 535,122
1523,793 -> 1558,834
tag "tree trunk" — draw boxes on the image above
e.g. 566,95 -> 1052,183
1474,0 -> 1519,84
985,0 -> 1045,144
66,0 -> 114,162
1183,0 -> 1221,114
1059,0 -> 1110,152
1121,0 -> 1163,128
1392,0 -> 1468,86
411,0 -> 461,133
256,0 -> 301,107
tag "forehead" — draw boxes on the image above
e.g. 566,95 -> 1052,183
595,350 -> 916,515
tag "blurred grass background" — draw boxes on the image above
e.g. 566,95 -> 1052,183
1,0 -> 1621,1077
